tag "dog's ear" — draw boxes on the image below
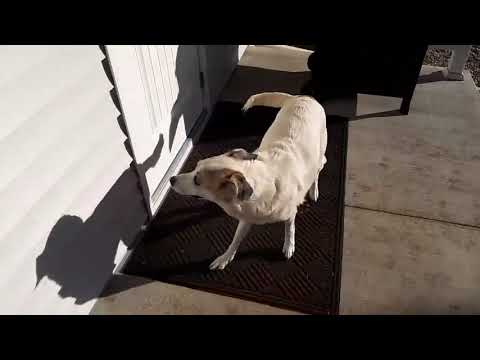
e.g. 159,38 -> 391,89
233,172 -> 254,201
219,171 -> 254,202
227,148 -> 257,161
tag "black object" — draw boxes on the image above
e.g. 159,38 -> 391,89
122,76 -> 349,314
307,44 -> 428,114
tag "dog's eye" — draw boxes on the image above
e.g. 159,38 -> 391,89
193,174 -> 200,186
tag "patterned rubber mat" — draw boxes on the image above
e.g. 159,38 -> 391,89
123,103 -> 347,314
123,98 -> 348,314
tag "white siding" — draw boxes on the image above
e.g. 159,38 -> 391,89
0,45 -> 147,314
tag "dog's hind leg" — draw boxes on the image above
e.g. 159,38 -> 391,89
283,214 -> 296,259
308,176 -> 319,202
210,221 -> 252,270
308,156 -> 326,202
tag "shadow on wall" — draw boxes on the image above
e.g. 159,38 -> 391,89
169,45 -> 241,150
34,141 -> 161,304
169,46 -> 205,150
35,45 -> 243,305
34,46 -> 159,305
202,45 -> 240,105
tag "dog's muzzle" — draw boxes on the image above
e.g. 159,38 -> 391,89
170,176 -> 202,199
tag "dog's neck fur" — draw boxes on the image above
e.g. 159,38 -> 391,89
222,146 -> 296,223
244,156 -> 276,202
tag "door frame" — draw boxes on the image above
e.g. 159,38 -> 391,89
105,45 -> 209,219
105,45 -> 248,220
110,45 -> 249,274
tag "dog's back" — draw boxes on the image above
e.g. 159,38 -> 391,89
243,92 -> 328,214
244,92 -> 326,170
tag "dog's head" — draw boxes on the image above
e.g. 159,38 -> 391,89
170,148 -> 257,204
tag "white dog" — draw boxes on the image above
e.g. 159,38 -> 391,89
170,92 -> 328,270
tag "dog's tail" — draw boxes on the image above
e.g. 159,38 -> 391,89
242,92 -> 295,112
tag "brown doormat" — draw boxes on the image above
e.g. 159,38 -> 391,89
122,67 -> 348,315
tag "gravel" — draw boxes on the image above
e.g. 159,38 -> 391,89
423,45 -> 480,88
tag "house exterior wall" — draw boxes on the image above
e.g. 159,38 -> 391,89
0,44 -> 248,314
0,45 -> 148,314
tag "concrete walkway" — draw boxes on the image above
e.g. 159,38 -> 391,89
92,46 -> 480,315
92,274 -> 299,315
341,66 -> 480,314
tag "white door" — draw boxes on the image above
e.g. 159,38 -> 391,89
106,45 -> 206,217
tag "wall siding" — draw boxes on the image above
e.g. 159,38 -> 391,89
0,45 -> 147,314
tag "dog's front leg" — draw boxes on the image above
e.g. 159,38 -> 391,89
209,220 -> 252,270
282,215 -> 296,259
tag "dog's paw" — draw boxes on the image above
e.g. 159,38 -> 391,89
282,241 -> 295,259
209,252 -> 235,270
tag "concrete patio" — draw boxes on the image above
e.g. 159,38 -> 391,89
92,45 -> 480,315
